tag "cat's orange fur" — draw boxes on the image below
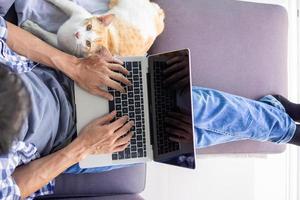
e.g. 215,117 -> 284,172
108,17 -> 153,56
85,1 -> 165,57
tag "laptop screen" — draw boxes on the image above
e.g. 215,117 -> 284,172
148,49 -> 196,169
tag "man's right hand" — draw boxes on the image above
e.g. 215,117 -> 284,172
70,47 -> 131,101
75,111 -> 134,160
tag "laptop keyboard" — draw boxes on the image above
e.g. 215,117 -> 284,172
153,61 -> 180,155
108,61 -> 147,160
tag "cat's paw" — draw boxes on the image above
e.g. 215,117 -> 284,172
21,20 -> 41,33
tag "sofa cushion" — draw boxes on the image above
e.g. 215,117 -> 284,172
151,0 -> 288,153
37,164 -> 146,199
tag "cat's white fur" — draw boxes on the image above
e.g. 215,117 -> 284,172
57,11 -> 92,57
22,0 -> 163,57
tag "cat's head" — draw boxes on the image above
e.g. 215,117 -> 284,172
59,14 -> 115,57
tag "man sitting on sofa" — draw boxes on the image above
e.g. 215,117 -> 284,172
0,15 -> 135,199
1,16 -> 300,200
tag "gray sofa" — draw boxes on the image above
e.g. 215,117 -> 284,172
1,0 -> 288,199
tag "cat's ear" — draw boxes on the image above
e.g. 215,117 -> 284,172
97,14 -> 115,26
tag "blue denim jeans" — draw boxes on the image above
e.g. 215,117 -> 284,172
193,86 -> 296,148
65,86 -> 296,173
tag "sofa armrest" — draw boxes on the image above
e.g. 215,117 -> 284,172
37,164 -> 146,199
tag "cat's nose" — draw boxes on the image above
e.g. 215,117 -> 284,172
74,32 -> 80,39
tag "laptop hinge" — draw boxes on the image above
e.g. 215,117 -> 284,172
147,72 -> 154,146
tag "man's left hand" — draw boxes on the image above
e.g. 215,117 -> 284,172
7,22 -> 131,101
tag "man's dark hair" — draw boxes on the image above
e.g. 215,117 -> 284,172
0,65 -> 30,154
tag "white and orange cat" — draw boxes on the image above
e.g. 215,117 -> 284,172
22,0 -> 165,57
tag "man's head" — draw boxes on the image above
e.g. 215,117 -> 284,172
0,65 -> 30,154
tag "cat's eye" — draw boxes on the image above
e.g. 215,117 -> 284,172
86,40 -> 91,48
86,24 -> 92,31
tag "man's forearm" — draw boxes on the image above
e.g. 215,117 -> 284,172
12,139 -> 87,199
6,22 -> 79,79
